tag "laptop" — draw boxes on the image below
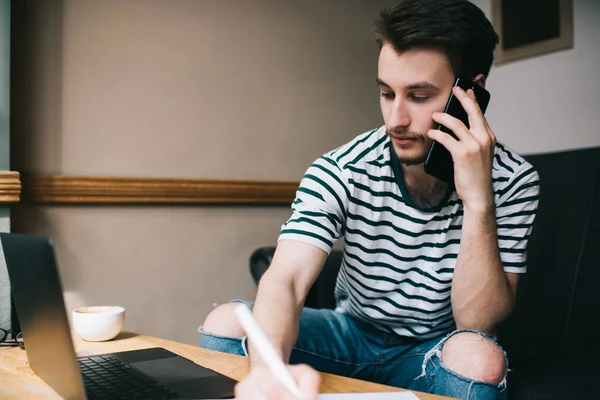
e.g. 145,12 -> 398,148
1,232 -> 237,400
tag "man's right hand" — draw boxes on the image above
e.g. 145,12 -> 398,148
234,363 -> 321,400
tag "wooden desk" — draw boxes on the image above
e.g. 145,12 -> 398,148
0,332 -> 452,399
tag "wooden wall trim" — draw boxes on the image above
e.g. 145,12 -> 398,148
21,175 -> 299,205
0,172 -> 21,204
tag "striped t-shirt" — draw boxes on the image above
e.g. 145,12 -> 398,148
278,126 -> 540,339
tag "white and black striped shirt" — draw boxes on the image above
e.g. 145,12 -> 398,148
279,126 -> 540,339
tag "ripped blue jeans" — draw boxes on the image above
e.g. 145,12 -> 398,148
198,300 -> 508,400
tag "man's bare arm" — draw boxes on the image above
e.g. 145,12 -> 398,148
248,239 -> 328,366
451,204 -> 519,335
428,85 -> 522,335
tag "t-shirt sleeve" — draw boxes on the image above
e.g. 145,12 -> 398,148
495,163 -> 541,274
278,156 -> 350,254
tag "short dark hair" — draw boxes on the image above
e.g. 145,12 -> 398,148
374,0 -> 499,79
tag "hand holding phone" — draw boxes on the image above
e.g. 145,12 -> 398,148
423,77 -> 491,185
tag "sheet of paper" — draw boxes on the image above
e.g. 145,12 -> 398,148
202,392 -> 420,400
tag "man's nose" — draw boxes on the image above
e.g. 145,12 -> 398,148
387,100 -> 411,128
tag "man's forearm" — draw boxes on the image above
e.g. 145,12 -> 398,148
452,203 -> 515,334
248,271 -> 304,367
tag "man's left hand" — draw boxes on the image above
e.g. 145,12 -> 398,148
427,85 -> 496,211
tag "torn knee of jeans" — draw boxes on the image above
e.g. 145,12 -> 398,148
442,330 -> 509,388
198,326 -> 249,357
415,340 -> 443,381
415,329 -> 509,391
198,326 -> 245,340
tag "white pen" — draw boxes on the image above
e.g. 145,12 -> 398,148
234,303 -> 303,398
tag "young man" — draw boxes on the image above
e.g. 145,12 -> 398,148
199,1 -> 539,399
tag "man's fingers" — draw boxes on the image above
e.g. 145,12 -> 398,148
234,380 -> 266,400
431,112 -> 472,143
452,85 -> 487,134
292,364 -> 321,400
467,88 -> 477,101
427,129 -> 459,154
234,366 -> 296,400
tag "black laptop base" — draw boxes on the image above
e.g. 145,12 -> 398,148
81,347 -> 236,400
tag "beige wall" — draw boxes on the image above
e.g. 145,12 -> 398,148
11,0 -> 397,345
12,0 -> 394,178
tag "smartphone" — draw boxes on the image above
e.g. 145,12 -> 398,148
423,77 -> 491,185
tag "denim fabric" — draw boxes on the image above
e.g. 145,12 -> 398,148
198,300 -> 508,399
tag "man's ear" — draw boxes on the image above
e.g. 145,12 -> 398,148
473,73 -> 486,88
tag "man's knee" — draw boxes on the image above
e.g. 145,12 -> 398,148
202,303 -> 246,338
440,331 -> 506,385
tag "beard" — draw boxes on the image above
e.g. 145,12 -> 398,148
386,128 -> 428,166
397,153 -> 427,166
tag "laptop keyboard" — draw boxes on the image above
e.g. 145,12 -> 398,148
78,355 -> 184,400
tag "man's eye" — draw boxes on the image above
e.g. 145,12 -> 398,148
410,95 -> 429,103
381,92 -> 394,99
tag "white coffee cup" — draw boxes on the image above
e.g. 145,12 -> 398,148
72,306 -> 126,342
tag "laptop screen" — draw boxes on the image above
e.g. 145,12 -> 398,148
1,233 -> 87,400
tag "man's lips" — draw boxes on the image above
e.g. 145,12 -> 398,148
390,136 -> 419,145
